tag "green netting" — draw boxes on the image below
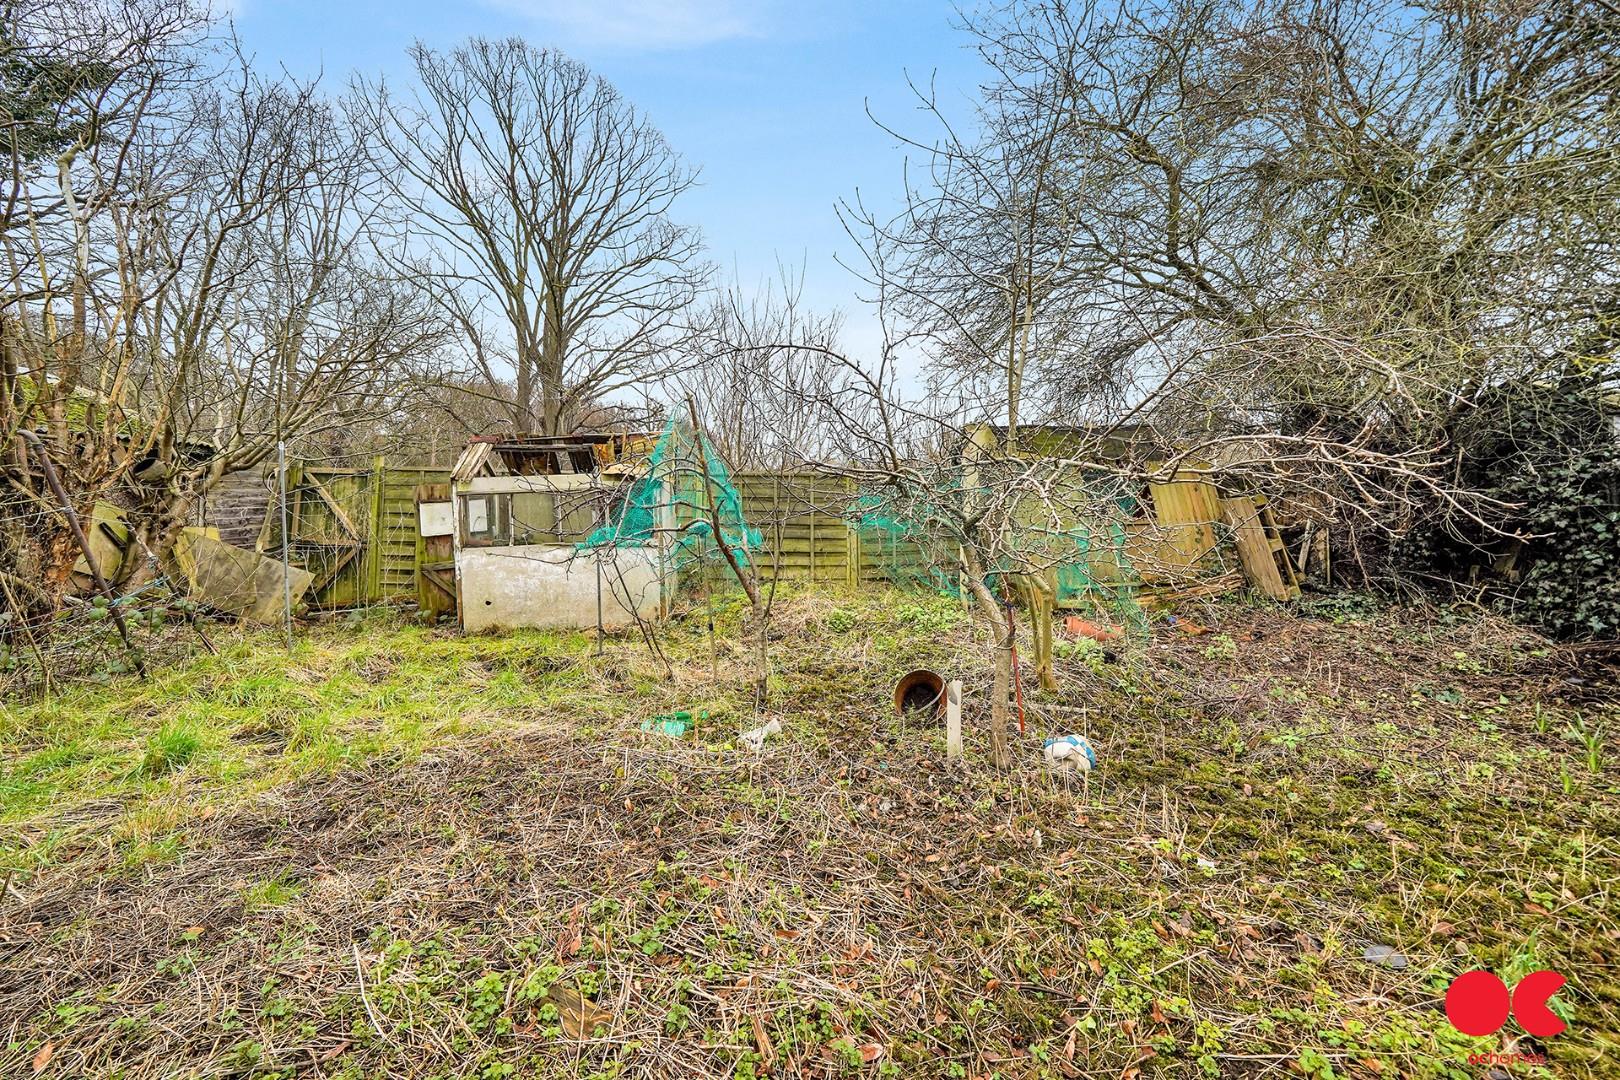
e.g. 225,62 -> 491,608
580,418 -> 761,576
1050,523 -> 1149,633
849,472 -> 1150,634
848,490 -> 953,594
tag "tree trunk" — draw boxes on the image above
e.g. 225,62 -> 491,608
964,565 -> 1014,771
513,341 -> 539,433
118,493 -> 196,592
1022,573 -> 1059,692
753,601 -> 769,706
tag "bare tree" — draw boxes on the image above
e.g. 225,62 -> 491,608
0,0 -> 211,622
0,6 -> 447,625
959,0 -> 1620,495
672,276 -> 853,469
841,24 -> 1093,449
107,60 -> 448,583
836,0 -> 1619,610
355,38 -> 709,435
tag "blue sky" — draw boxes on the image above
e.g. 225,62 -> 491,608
232,0 -> 989,360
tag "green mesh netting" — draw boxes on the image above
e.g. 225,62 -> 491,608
850,490 -> 961,594
1050,523 -> 1149,633
581,419 -> 761,577
849,472 -> 1150,634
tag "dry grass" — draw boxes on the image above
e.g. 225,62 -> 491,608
0,588 -> 1615,1079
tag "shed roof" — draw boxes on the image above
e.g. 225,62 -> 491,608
449,434 -> 617,483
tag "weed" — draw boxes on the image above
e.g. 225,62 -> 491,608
1566,714 -> 1605,773
2,592 -> 1615,1079
142,723 -> 201,775
894,598 -> 965,636
1201,633 -> 1238,662
242,874 -> 303,911
1299,592 -> 1381,623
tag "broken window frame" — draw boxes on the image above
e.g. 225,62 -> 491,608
458,483 -> 611,548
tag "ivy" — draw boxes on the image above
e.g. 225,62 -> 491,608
1398,374 -> 1620,639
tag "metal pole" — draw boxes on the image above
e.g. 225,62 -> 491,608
593,476 -> 605,655
16,429 -> 146,679
277,440 -> 292,652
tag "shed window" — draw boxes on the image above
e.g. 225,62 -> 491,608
460,490 -> 602,547
462,495 -> 510,546
467,496 -> 490,534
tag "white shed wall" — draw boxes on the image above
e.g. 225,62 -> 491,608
458,544 -> 662,632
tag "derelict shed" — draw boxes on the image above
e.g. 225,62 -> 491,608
444,435 -> 666,633
451,436 -> 613,546
959,423 -> 1301,604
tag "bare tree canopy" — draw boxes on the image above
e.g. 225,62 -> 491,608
925,0 -> 1620,433
355,39 -> 710,436
672,276 -> 857,470
837,1 -> 1619,593
0,3 -> 448,616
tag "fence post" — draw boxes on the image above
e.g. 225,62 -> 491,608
368,454 -> 386,605
773,472 -> 782,582
846,476 -> 859,588
807,485 -> 816,582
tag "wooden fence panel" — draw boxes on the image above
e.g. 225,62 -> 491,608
375,466 -> 449,601
732,472 -> 858,584
256,458 -> 1253,609
265,459 -> 451,609
726,471 -> 938,586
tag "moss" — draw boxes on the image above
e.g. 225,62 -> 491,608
1,594 -> 1616,1077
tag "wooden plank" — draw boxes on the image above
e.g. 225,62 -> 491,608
303,474 -> 360,539
309,544 -> 362,593
368,455 -> 386,604
1220,496 -> 1295,601
415,482 -> 455,617
1256,498 -> 1301,597
174,529 -> 314,624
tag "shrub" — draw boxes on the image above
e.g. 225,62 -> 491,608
1398,375 -> 1620,639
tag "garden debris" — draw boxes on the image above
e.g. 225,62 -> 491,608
740,718 -> 782,751
173,528 -> 313,624
1134,570 -> 1245,610
543,984 -> 612,1039
1042,734 -> 1097,776
1362,944 -> 1408,970
640,709 -> 704,737
893,668 -> 945,717
1062,616 -> 1122,642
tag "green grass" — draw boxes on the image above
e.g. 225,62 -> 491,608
0,588 -> 1614,1079
241,872 -> 304,911
0,614 -> 598,873
0,585 -> 916,876
141,722 -> 202,776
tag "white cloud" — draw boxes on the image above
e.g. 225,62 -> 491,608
484,0 -> 768,50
